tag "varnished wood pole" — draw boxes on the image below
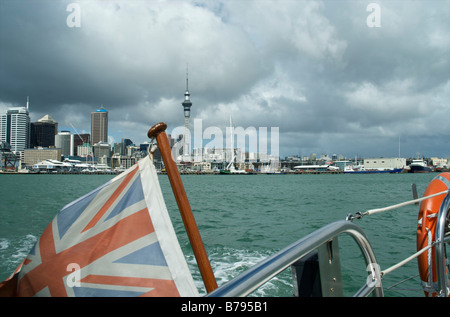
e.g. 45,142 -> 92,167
148,122 -> 218,293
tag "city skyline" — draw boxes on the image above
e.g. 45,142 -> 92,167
0,1 -> 448,159
1,96 -> 449,162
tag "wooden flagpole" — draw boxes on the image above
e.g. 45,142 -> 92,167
148,122 -> 218,293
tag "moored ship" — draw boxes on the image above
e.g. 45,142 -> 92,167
408,160 -> 432,173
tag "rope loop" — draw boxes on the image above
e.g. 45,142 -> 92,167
148,137 -> 158,161
346,212 -> 363,222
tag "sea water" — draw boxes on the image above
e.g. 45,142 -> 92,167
0,172 -> 438,296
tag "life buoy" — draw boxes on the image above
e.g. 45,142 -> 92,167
416,172 -> 450,297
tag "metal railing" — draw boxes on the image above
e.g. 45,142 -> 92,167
435,194 -> 450,296
207,220 -> 384,297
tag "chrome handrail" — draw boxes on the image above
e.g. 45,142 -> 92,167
207,220 -> 383,297
435,193 -> 450,297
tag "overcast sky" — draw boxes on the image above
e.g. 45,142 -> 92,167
0,0 -> 449,159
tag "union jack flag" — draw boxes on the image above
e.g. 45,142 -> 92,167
14,156 -> 199,297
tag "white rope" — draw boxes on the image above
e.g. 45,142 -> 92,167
381,243 -> 435,277
363,189 -> 449,217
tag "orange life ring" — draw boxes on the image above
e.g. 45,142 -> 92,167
416,172 -> 450,297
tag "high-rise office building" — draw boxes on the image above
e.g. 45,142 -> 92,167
91,107 -> 108,145
30,114 -> 58,148
0,97 -> 31,160
55,131 -> 74,157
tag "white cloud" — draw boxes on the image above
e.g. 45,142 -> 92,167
0,0 -> 449,158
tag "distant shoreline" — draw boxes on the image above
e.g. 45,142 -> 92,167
1,168 -> 448,176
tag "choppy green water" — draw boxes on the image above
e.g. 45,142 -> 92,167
0,172 -> 438,296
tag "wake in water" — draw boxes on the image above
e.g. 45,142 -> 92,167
186,247 -> 293,296
0,234 -> 37,280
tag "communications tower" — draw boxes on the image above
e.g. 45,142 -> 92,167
181,68 -> 192,158
182,68 -> 192,128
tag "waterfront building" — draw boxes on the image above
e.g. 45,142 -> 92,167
127,145 -> 140,157
23,147 -> 62,167
113,143 -> 122,155
32,159 -> 72,173
0,141 -> 18,171
73,133 -> 90,156
192,161 -> 212,172
167,134 -> 175,148
113,138 -> 133,156
139,142 -> 150,153
285,155 -> 302,162
192,147 -> 258,164
77,142 -> 93,158
333,160 -> 352,171
363,157 -> 406,170
0,98 -> 31,161
430,157 -> 449,168
111,154 -> 139,170
123,138 -> 133,150
258,151 -> 269,163
248,152 -> 259,162
91,107 -> 108,145
30,114 -> 58,148
55,131 -> 74,157
93,141 -> 111,158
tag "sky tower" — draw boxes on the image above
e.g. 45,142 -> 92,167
181,67 -> 192,158
182,67 -> 192,130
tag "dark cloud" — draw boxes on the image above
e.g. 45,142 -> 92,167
0,0 -> 448,158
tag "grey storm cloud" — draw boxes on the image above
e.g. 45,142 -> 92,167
0,0 -> 449,158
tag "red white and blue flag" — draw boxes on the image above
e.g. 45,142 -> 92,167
13,156 -> 199,297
